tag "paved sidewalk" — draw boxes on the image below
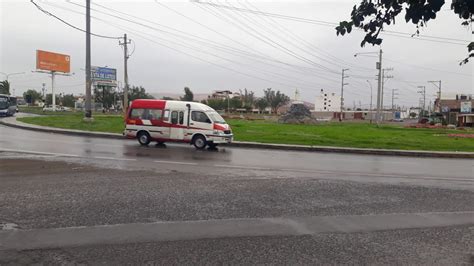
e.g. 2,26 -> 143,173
1,115 -> 473,158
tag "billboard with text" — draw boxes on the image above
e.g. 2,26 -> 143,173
36,50 -> 70,73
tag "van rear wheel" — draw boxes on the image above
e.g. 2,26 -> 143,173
193,135 -> 207,150
137,131 -> 151,146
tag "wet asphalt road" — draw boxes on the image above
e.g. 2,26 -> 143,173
1,123 -> 474,264
0,124 -> 473,189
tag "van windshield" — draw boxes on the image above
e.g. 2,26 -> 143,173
206,111 -> 226,124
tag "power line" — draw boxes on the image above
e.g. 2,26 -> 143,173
75,1 -> 345,84
240,0 -> 375,72
54,2 -> 336,93
203,1 -> 340,74
70,1 -> 340,81
194,1 -> 469,46
385,58 -> 471,77
30,0 -> 120,39
227,1 -> 348,72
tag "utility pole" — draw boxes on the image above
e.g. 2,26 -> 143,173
84,0 -> 92,120
381,67 -> 394,113
376,49 -> 382,124
41,83 -> 46,100
417,86 -> 426,117
119,33 -> 131,117
428,80 -> 442,112
366,80 -> 373,123
391,88 -> 399,110
339,68 -> 349,121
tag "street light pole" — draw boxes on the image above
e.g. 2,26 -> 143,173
0,72 -> 25,96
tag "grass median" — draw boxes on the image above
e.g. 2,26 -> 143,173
16,114 -> 474,152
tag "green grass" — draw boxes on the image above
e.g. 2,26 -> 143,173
18,106 -> 73,116
16,115 -> 474,152
18,113 -> 125,134
227,119 -> 474,152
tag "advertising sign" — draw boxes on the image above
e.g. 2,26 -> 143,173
441,106 -> 450,113
36,50 -> 70,73
91,66 -> 117,85
460,101 -> 472,113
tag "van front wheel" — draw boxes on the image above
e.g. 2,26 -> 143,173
137,131 -> 151,146
193,135 -> 207,150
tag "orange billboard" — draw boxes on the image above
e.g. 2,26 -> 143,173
36,50 -> 70,73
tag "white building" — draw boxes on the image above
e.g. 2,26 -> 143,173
314,89 -> 341,112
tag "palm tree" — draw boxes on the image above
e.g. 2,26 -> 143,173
0,80 -> 10,95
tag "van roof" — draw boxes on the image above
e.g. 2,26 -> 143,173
130,99 -> 214,111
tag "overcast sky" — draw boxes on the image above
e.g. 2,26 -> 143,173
1,0 -> 472,108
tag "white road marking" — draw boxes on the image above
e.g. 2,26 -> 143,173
214,164 -> 271,171
154,160 -> 198,165
2,211 -> 474,251
93,156 -> 137,161
0,148 -> 80,158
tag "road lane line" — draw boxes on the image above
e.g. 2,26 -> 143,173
0,148 -> 80,158
214,164 -> 271,171
1,211 -> 473,251
93,156 -> 137,161
153,160 -> 198,165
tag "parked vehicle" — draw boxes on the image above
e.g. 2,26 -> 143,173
124,99 -> 233,149
42,105 -> 69,112
0,94 -> 17,116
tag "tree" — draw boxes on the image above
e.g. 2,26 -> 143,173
230,97 -> 242,109
0,80 -> 10,95
94,86 -> 116,109
180,87 -> 194,101
128,85 -> 154,101
255,98 -> 268,113
263,88 -> 290,114
336,0 -> 474,64
61,94 -> 75,108
242,88 -> 255,110
207,98 -> 226,110
23,89 -> 42,105
45,93 -> 59,106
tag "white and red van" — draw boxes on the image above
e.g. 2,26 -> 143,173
124,99 -> 233,149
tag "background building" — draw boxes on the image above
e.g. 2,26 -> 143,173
314,89 -> 341,112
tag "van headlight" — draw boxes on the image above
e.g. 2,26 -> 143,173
213,130 -> 222,135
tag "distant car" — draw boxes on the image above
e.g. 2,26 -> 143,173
418,117 -> 430,124
43,106 -> 68,112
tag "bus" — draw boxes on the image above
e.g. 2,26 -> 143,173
0,94 -> 17,117
124,99 -> 233,149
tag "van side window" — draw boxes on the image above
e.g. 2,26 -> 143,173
163,110 -> 170,121
130,109 -> 144,119
171,111 -> 178,124
148,109 -> 163,120
191,111 -> 210,123
179,111 -> 184,125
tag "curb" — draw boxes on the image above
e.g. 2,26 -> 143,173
0,117 -> 124,139
1,117 -> 473,159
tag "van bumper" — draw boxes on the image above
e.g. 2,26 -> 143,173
207,134 -> 233,144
